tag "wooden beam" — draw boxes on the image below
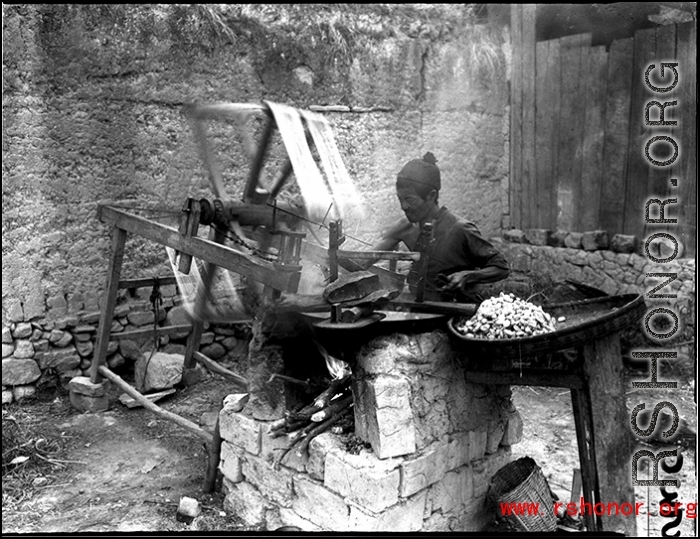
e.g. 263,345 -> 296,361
118,276 -> 180,290
193,351 -> 248,389
600,37 -> 634,237
463,370 -> 584,389
336,250 -> 420,262
97,205 -> 300,293
580,46 -> 608,231
109,324 -> 192,341
521,4 -> 537,230
98,365 -> 213,445
90,227 -> 126,384
185,102 -> 267,121
509,4 -> 524,228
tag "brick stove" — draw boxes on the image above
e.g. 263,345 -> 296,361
218,317 -> 522,532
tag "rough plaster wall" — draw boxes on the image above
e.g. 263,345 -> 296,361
2,5 -> 509,323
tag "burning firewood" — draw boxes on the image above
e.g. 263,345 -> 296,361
310,394 -> 353,422
273,398 -> 354,469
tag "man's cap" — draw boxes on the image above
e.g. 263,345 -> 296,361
396,152 -> 441,191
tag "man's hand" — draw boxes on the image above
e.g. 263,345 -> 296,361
438,266 -> 509,292
438,270 -> 474,291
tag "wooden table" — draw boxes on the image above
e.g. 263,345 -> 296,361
463,333 -> 636,535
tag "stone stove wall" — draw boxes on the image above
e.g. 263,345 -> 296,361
218,331 -> 520,532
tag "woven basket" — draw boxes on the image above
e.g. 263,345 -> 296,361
488,457 -> 557,533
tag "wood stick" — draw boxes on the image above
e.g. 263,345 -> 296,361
287,377 -> 351,421
310,394 -> 353,423
97,365 -> 213,445
193,351 -> 248,389
295,407 -> 352,457
203,399 -> 224,493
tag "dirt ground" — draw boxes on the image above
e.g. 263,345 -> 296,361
2,365 -> 696,535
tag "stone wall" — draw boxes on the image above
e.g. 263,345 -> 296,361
218,331 -> 520,532
2,5 -> 511,327
1,286 -> 251,405
493,228 -> 696,378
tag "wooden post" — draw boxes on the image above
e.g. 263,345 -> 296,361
177,198 -> 201,274
184,227 -> 227,376
90,226 -> 127,384
414,222 -> 433,303
581,332 -> 637,536
328,221 -> 343,323
571,386 -> 601,532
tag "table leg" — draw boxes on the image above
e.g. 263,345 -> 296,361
90,227 -> 127,384
571,386 -> 602,532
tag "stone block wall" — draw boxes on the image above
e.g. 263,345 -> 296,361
1,286 -> 251,405
218,331 -> 520,532
491,228 -> 696,377
3,5 -> 511,330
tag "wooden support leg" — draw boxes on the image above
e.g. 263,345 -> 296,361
581,333 -> 637,536
90,227 -> 127,384
571,386 -> 601,532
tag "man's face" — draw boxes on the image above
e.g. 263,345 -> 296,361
396,183 -> 437,223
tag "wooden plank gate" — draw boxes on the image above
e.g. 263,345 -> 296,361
510,5 -> 696,256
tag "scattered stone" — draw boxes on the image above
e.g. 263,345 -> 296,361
32,477 -> 48,487
564,232 -> 583,249
214,326 -> 238,336
31,328 -> 43,341
201,343 -> 226,360
36,348 -> 81,372
127,311 -> 155,327
200,332 -> 216,346
75,340 -> 94,358
70,391 -> 109,412
135,351 -> 184,393
119,340 -> 143,362
68,376 -> 110,397
646,235 -> 683,261
49,329 -> 64,343
47,295 -> 68,316
54,332 -> 74,348
223,393 -> 250,413
7,300 -> 24,323
73,325 -> 95,334
107,353 -> 126,371
581,230 -> 609,251
119,388 -> 176,409
3,343 -> 15,357
13,323 -> 33,339
55,316 -> 79,330
2,327 -> 12,344
111,320 -> 124,333
547,230 -> 567,247
524,229 -> 551,246
107,341 -> 119,355
503,229 -> 526,243
80,357 -> 92,370
33,339 -> 49,353
2,388 -> 13,404
74,332 -> 93,342
176,496 -> 202,523
2,358 -> 42,385
83,292 -> 100,311
221,337 -> 238,349
13,340 -> 35,359
164,306 -> 193,339
12,385 -> 37,401
500,410 -> 524,446
66,292 -> 84,313
114,304 -> 131,318
80,311 -> 102,324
